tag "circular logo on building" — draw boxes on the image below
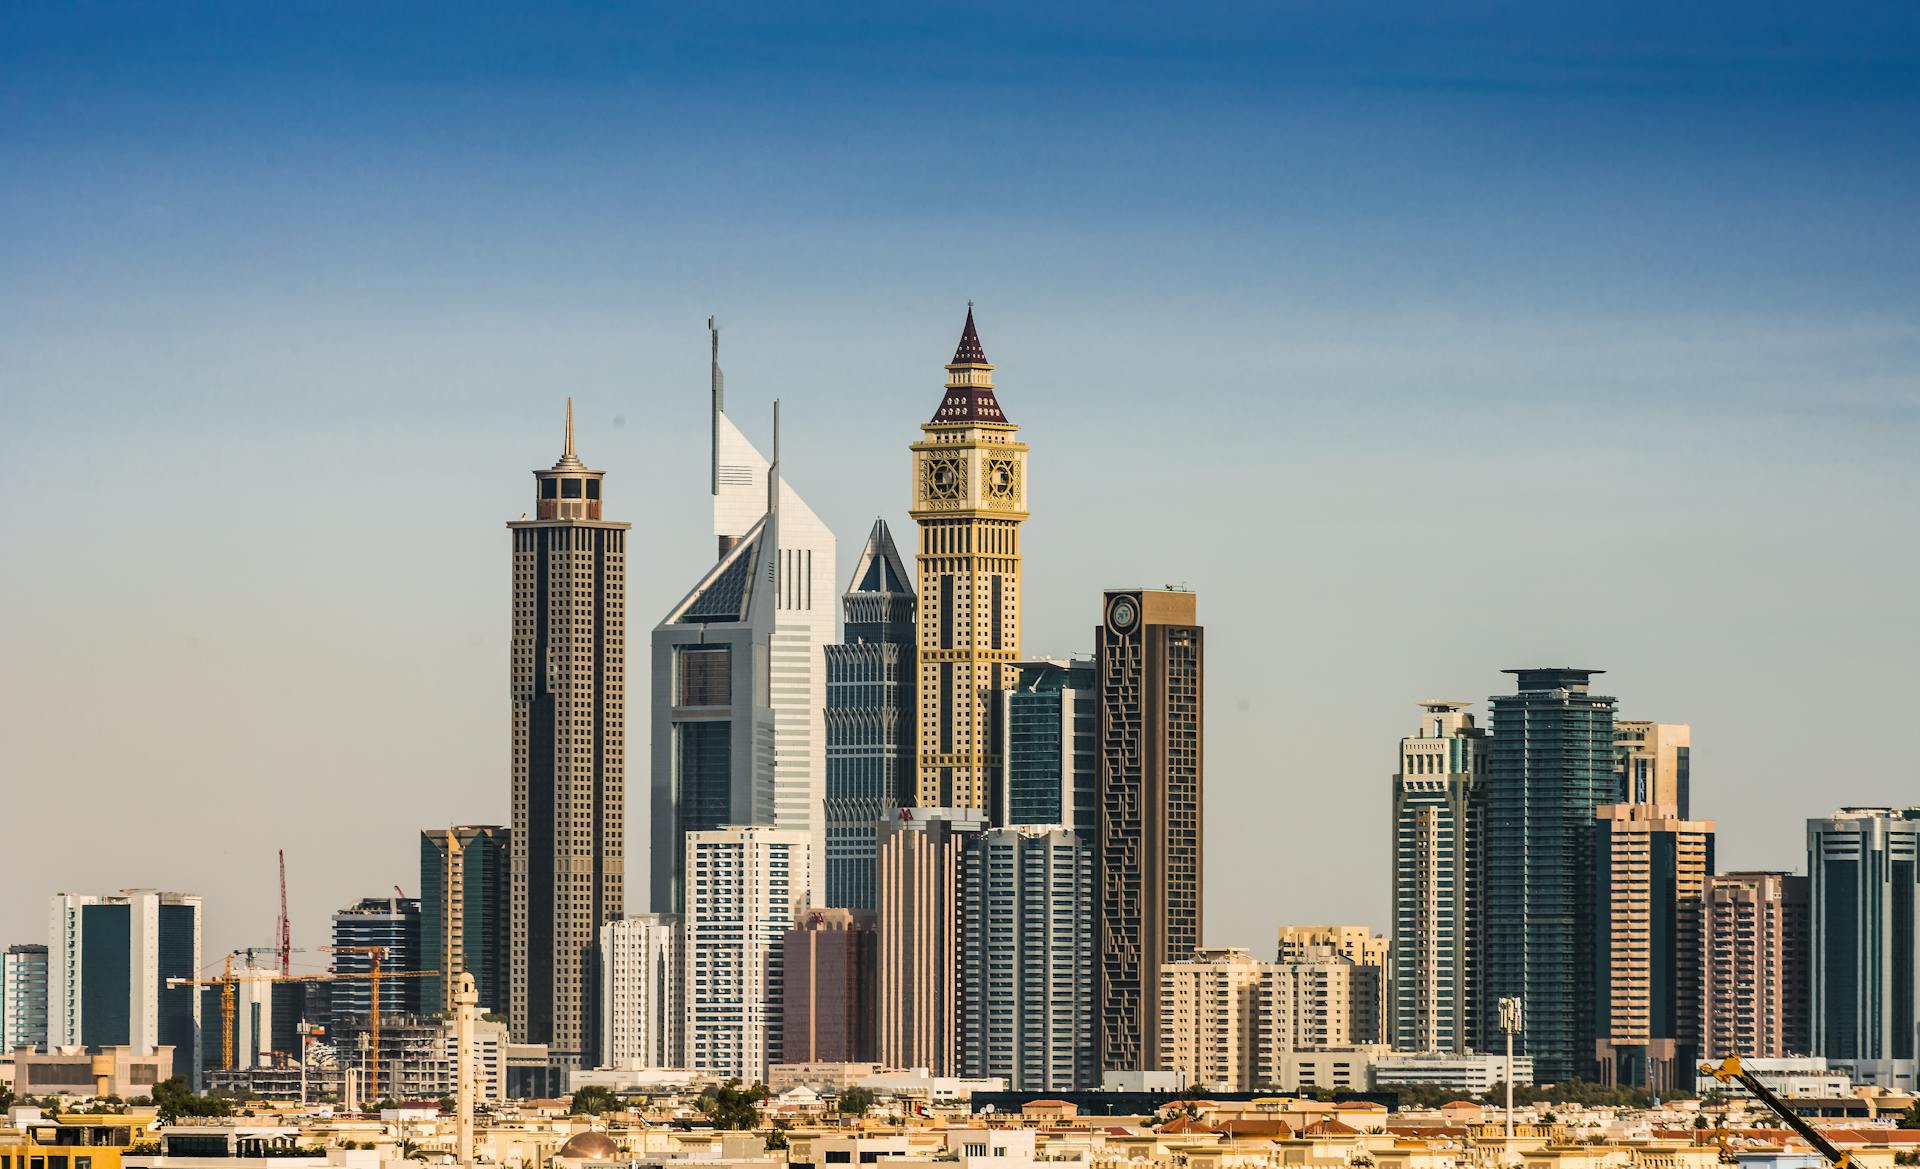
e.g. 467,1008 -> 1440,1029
1108,595 -> 1139,634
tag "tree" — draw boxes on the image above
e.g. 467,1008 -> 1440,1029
838,1088 -> 876,1117
397,1139 -> 428,1162
0,1084 -> 13,1112
152,1077 -> 232,1124
1902,1103 -> 1920,1129
766,1120 -> 792,1151
696,1079 -> 769,1131
569,1086 -> 620,1116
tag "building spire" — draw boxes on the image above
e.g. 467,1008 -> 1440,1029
709,315 -> 723,496
768,399 -> 781,519
951,302 -> 987,365
551,397 -> 587,471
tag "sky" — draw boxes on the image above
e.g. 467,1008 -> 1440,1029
2,2 -> 1917,974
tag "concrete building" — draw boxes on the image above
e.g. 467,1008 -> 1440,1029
1156,946 -> 1380,1093
780,908 -> 877,1064
1615,721 -> 1692,817
877,806 -> 985,1076
1478,667 -> 1618,1084
958,825 -> 1095,1091
995,659 -> 1097,842
1591,803 -> 1715,1089
908,307 -> 1029,813
10,1044 -> 175,1098
508,400 -> 629,1073
599,914 -> 681,1069
2,943 -> 49,1052
47,890 -> 201,1078
1808,807 -> 1920,1089
683,825 -> 809,1084
1389,701 -> 1487,1055
1375,1050 -> 1536,1093
419,825 -> 510,1016
1690,1056 -> 1847,1098
824,520 -> 916,911
1702,871 -> 1810,1061
1278,925 -> 1389,968
1096,588 -> 1203,1077
329,896 -> 421,1024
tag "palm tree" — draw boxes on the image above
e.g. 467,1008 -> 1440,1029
396,1139 -> 428,1162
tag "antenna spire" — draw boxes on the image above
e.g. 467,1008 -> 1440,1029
709,315 -> 723,496
768,399 -> 781,518
564,397 -> 575,459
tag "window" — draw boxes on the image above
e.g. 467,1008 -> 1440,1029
562,478 -> 583,498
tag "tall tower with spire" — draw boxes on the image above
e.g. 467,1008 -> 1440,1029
909,307 -> 1029,811
507,400 -> 630,1074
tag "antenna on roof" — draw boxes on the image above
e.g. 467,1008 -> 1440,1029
768,399 -> 781,519
708,315 -> 723,496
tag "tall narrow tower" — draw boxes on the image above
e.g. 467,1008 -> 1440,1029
909,307 -> 1028,811
508,401 -> 629,1074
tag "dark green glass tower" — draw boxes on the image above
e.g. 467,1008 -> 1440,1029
1477,667 -> 1616,1083
419,826 -> 511,1017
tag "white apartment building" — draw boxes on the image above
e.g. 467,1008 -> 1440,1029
599,914 -> 681,1069
1159,946 -> 1384,1093
683,826 -> 810,1083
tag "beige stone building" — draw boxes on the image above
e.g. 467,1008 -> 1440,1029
1274,927 -> 1386,1045
1702,871 -> 1809,1059
1157,946 -> 1383,1092
1615,721 -> 1692,813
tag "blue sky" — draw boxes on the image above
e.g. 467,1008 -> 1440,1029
2,2 -> 1917,966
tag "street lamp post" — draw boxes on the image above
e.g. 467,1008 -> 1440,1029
1498,997 -> 1523,1141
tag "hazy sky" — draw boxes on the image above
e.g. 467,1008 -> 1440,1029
3,3 -> 1917,974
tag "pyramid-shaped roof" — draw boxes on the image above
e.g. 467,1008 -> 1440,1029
847,518 -> 913,596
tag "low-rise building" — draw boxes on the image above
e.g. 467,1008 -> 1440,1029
1375,1051 -> 1537,1094
11,1046 -> 173,1099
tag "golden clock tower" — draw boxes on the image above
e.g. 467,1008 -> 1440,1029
909,306 -> 1029,811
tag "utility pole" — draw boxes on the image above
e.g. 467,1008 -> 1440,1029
1499,996 -> 1523,1141
454,972 -> 478,1167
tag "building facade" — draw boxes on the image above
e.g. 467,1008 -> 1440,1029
683,826 -> 809,1084
1389,701 -> 1487,1054
780,908 -> 878,1065
1275,927 -> 1387,1046
419,825 -> 510,1016
47,890 -> 201,1079
1592,802 -> 1715,1089
1155,947 -> 1380,1093
824,520 -> 916,911
1477,667 -> 1617,1083
598,914 -> 681,1069
1808,807 -> 1920,1089
1615,721 -> 1692,816
908,308 -> 1028,812
876,807 -> 986,1076
2,943 -> 49,1052
995,659 -> 1097,842
329,896 -> 422,1023
1702,871 -> 1810,1061
958,825 -> 1095,1091
507,401 -> 629,1072
1096,588 -> 1203,1076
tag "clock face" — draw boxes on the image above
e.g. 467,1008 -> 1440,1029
984,456 -> 1019,501
922,455 -> 965,502
1108,597 -> 1138,633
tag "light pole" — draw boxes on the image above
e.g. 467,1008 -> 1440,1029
1498,996 -> 1523,1142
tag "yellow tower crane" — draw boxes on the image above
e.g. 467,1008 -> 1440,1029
321,945 -> 435,1103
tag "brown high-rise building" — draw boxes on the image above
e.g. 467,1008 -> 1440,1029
781,908 -> 878,1064
875,807 -> 985,1076
1702,871 -> 1810,1060
908,308 -> 1028,812
507,401 -> 629,1073
1096,589 -> 1203,1075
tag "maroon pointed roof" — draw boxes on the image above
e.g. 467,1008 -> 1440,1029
928,306 -> 1011,425
951,305 -> 988,364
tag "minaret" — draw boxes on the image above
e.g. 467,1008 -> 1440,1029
908,306 -> 1029,811
507,400 -> 630,1073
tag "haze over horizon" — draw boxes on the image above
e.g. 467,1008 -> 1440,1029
3,2 -> 1917,974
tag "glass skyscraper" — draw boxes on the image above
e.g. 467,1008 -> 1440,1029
996,658 -> 1097,842
1477,667 -> 1616,1084
1809,807 -> 1920,1090
419,825 -> 510,1016
1390,701 -> 1486,1054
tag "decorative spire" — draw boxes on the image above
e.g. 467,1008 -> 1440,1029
950,302 -> 988,365
552,397 -> 587,471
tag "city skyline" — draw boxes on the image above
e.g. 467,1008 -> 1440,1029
5,2 -> 1919,972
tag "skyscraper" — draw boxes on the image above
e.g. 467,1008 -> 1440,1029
958,825 -> 1095,1091
781,908 -> 878,1064
682,826 -> 809,1084
2,944 -> 49,1052
1702,872 -> 1810,1062
995,658 -> 1098,842
1477,667 -> 1616,1084
508,401 -> 629,1072
1591,802 -> 1715,1089
909,307 -> 1028,812
599,914 -> 681,1069
654,329 -> 836,911
1389,701 -> 1487,1054
329,896 -> 422,1023
1095,588 -> 1203,1076
824,520 -> 916,910
876,807 -> 985,1076
1809,807 -> 1920,1089
420,825 -> 510,1016
48,891 -> 201,1078
1615,721 -> 1692,816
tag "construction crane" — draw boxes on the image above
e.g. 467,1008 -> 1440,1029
276,851 -> 292,976
167,954 -> 241,1069
321,945 -> 435,1102
1699,1056 -> 1852,1169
